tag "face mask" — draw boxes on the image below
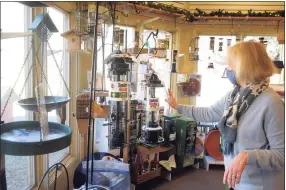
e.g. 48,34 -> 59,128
226,69 -> 238,85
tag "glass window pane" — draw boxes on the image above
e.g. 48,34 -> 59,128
1,2 -> 25,32
244,36 -> 282,84
5,155 -> 34,190
2,38 -> 35,190
1,3 -> 35,190
46,7 -> 70,167
197,36 -> 235,107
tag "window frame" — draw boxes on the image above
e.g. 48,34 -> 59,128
27,7 -> 78,190
40,6 -> 74,184
45,6 -> 71,168
1,2 -> 35,190
243,35 -> 284,84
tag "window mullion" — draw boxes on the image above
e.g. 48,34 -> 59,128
24,5 -> 37,189
31,6 -> 48,189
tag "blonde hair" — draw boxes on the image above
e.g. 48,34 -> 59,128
227,40 -> 276,84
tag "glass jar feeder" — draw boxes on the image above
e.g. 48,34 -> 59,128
106,56 -> 131,149
139,73 -> 164,144
189,37 -> 199,61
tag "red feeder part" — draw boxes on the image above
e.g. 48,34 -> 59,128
205,129 -> 224,161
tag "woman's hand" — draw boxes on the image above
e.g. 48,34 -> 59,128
165,89 -> 178,109
223,151 -> 248,188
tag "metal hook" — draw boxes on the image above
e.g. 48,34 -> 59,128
116,10 -> 128,18
133,3 -> 141,14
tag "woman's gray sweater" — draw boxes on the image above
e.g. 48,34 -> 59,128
177,87 -> 284,190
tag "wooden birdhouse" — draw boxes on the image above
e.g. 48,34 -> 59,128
61,29 -> 90,54
61,29 -> 81,51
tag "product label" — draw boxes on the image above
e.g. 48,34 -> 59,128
111,82 -> 128,92
137,103 -> 144,110
147,98 -> 159,111
159,107 -> 164,115
110,81 -> 128,101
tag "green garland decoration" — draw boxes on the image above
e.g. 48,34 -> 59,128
132,1 -> 285,23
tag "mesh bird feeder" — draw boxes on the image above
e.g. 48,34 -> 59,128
29,13 -> 58,42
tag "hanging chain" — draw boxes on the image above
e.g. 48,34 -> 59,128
47,42 -> 70,95
1,42 -> 33,117
47,41 -> 70,120
41,42 -> 45,83
35,51 -> 62,118
18,65 -> 33,99
18,43 -> 42,100
34,42 -> 43,141
55,52 -> 65,96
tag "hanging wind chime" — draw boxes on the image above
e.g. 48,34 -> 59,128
227,39 -> 232,47
218,38 -> 224,51
209,37 -> 215,51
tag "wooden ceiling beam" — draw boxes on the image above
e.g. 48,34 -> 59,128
187,2 -> 284,6
41,2 -> 76,13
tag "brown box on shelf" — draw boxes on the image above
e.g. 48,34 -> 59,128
131,145 -> 175,184
134,168 -> 161,184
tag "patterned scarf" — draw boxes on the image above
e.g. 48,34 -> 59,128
218,80 -> 268,155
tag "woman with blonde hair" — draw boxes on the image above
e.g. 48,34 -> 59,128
167,41 -> 284,190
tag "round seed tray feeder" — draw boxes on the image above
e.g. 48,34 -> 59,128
0,121 -> 72,156
18,96 -> 71,112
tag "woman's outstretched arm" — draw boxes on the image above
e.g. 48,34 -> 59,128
177,92 -> 230,122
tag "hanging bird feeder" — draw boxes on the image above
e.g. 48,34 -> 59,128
139,73 -> 164,145
0,12 -> 72,156
17,12 -> 71,112
177,75 -> 201,96
218,38 -> 224,52
189,36 -> 200,61
18,96 -> 70,112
